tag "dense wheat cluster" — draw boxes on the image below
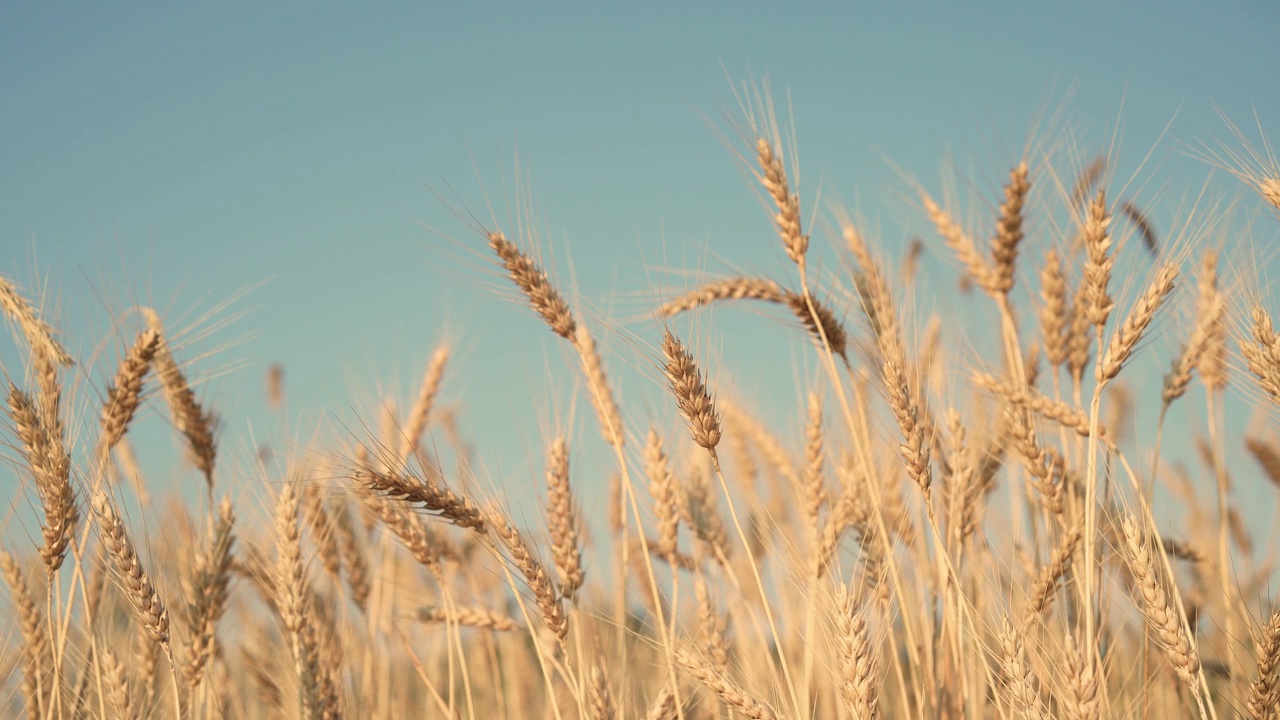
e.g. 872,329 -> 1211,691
4,91 -> 1280,719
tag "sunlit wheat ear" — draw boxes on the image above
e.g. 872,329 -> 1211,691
675,646 -> 779,720
92,486 -> 170,645
416,605 -> 522,632
144,309 -> 218,487
1081,190 -> 1115,329
355,467 -> 487,532
572,324 -> 625,448
998,620 -> 1051,720
658,277 -> 786,316
1247,609 -> 1280,719
485,506 -> 568,646
1099,263 -> 1178,382
1245,435 -> 1280,488
922,193 -> 994,292
487,230 -> 576,339
399,344 -> 449,461
989,161 -> 1030,295
1163,280 -> 1222,407
644,684 -> 678,720
882,360 -> 931,499
660,328 -> 721,455
1243,305 -> 1280,406
1195,250 -> 1228,390
755,136 -> 807,268
543,436 -> 583,601
1063,630 -> 1101,720
1022,523 -> 1081,628
273,481 -> 340,719
0,549 -> 51,717
7,383 -> 76,572
1039,250 -> 1070,369
1120,514 -> 1202,690
802,391 -> 827,527
99,328 -> 160,457
834,583 -> 880,720
588,662 -> 617,720
184,497 -> 236,690
644,428 -> 681,560
0,273 -> 74,366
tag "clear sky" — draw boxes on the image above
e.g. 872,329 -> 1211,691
2,2 -> 1278,536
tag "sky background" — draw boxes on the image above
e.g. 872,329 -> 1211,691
2,2 -> 1279,551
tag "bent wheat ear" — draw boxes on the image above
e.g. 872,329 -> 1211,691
100,328 -> 160,456
661,329 -> 721,452
92,486 -> 170,645
488,231 -> 576,339
0,274 -> 73,366
144,310 -> 218,487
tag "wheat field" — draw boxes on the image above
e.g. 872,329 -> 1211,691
3,88 -> 1280,720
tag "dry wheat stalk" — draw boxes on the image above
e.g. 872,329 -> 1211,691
1163,291 -> 1222,406
1022,524 -> 1082,628
1040,250 -> 1070,369
784,289 -> 849,359
674,647 -> 779,720
573,324 -> 626,447
355,467 -> 487,533
416,605 -> 521,632
1099,263 -> 1178,381
399,344 -> 450,461
544,436 -> 583,601
100,646 -> 131,720
1081,190 -> 1116,329
658,277 -> 786,316
802,391 -> 827,528
756,137 -> 808,267
1,550 -> 50,719
1063,631 -> 1100,720
1245,435 -> 1280,488
92,486 -> 171,645
644,684 -> 678,720
883,360 -> 931,498
1247,609 -> 1280,719
144,310 -> 218,486
183,497 -> 236,690
1196,250 -> 1228,390
1244,305 -> 1280,405
989,162 -> 1030,295
695,573 -> 731,671
661,328 -> 721,453
488,231 -> 576,339
645,428 -> 682,562
834,583 -> 880,720
328,499 -> 370,611
588,662 -> 617,720
0,274 -> 73,366
274,481 -> 341,720
7,383 -> 76,572
486,506 -> 568,646
99,328 -> 160,457
998,620 -> 1051,720
1120,514 -> 1201,689
923,194 -> 994,291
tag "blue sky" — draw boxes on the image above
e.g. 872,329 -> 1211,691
2,2 -> 1278,539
